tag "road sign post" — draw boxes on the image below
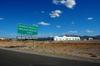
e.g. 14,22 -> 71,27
17,24 -> 38,40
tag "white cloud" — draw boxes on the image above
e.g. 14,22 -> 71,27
41,11 -> 45,13
53,0 -> 76,9
86,29 -> 94,33
38,21 -> 50,26
53,0 -> 66,4
0,18 -> 4,20
68,30 -> 78,33
49,10 -> 62,18
56,25 -> 61,28
65,0 -> 76,9
88,17 -> 94,20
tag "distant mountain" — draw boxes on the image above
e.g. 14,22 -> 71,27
64,34 -> 80,37
80,36 -> 93,40
37,37 -> 53,41
36,34 -> 100,41
93,35 -> 100,39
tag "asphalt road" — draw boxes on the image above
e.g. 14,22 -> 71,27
0,48 -> 100,66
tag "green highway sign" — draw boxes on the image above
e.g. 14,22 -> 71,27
17,24 -> 38,35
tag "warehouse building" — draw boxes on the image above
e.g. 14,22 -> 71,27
54,36 -> 80,41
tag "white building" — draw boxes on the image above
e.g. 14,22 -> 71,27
0,38 -> 6,40
54,36 -> 80,41
88,37 -> 93,40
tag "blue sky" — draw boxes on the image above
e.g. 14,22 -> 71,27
0,0 -> 100,37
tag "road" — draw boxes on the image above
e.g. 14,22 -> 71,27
0,48 -> 100,66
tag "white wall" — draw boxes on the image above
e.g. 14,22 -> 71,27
54,36 -> 80,41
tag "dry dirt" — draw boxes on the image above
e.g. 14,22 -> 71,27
0,40 -> 100,60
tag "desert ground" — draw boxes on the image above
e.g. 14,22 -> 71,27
0,40 -> 100,61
